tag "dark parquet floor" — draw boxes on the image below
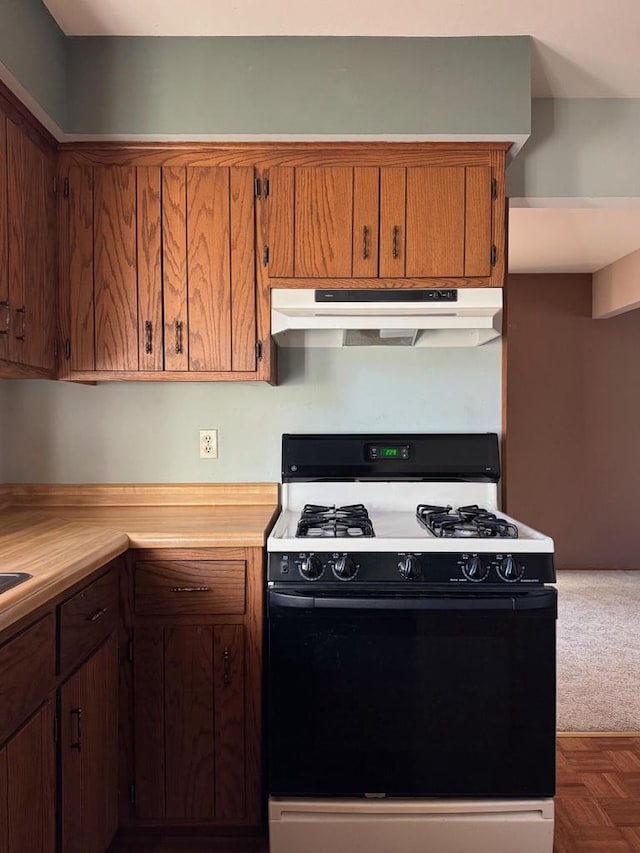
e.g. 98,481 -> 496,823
110,736 -> 640,852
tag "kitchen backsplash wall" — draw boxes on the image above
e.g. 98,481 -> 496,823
0,344 -> 500,483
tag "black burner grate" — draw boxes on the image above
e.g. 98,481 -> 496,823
296,504 -> 375,538
416,504 -> 519,539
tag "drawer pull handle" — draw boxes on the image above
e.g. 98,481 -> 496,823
223,647 -> 230,686
87,606 -> 108,623
170,586 -> 210,593
362,225 -> 369,260
70,707 -> 82,751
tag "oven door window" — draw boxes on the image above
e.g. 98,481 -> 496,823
267,590 -> 556,799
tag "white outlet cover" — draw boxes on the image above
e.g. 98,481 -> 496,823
199,429 -> 218,459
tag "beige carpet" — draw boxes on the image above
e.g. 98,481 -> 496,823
555,570 -> 640,732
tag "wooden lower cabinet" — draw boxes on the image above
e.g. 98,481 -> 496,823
59,633 -> 119,853
134,624 -> 245,822
130,548 -> 263,829
0,702 -> 56,853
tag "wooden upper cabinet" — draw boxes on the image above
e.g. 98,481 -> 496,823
0,115 -> 56,374
268,166 -> 379,278
263,148 -> 504,286
63,163 -> 257,378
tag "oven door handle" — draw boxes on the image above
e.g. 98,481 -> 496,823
269,590 -> 556,612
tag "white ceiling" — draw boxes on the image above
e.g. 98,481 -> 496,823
43,0 -> 640,98
508,209 -> 640,274
40,0 -> 640,273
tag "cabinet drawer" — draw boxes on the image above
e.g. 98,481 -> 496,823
59,569 -> 118,676
0,613 -> 55,744
135,560 -> 246,616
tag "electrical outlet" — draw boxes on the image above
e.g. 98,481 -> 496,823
199,429 -> 218,459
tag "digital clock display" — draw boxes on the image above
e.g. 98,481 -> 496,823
367,444 -> 410,461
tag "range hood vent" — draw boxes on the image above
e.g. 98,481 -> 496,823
271,288 -> 503,348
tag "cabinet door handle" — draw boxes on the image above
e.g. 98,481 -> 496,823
144,320 -> 153,354
87,606 -> 108,623
392,226 -> 400,260
15,305 -> 25,341
362,226 -> 369,260
170,586 -> 210,593
0,300 -> 9,335
174,320 -> 183,354
223,646 -> 231,686
70,707 -> 82,751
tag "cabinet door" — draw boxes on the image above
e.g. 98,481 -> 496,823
0,111 -> 8,359
5,119 -> 55,371
94,166 -> 138,370
380,165 -> 494,279
268,166 -> 379,278
134,623 -> 245,821
162,166 -> 256,373
0,702 -> 56,853
137,167 -> 163,371
60,634 -> 118,853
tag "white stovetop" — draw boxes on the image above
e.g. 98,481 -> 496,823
267,482 -> 554,554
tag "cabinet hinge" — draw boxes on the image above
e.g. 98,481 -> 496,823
491,178 -> 498,200
128,639 -> 134,663
263,245 -> 269,267
53,716 -> 59,743
490,245 -> 497,266
129,784 -> 136,805
63,177 -> 70,199
64,339 -> 71,361
254,173 -> 269,200
255,340 -> 263,362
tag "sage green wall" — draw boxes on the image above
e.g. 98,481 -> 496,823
0,0 -> 66,126
0,345 -> 501,483
65,36 -> 530,137
507,98 -> 640,198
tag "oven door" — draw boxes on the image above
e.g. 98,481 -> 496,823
267,587 -> 556,799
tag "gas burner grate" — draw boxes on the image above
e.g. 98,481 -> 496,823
416,504 -> 519,539
296,503 -> 375,538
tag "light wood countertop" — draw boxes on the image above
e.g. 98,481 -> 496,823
0,484 -> 279,635
0,509 -> 129,634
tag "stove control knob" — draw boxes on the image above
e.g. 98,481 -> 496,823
332,556 -> 358,581
496,556 -> 523,583
298,555 -> 324,581
398,555 -> 422,580
462,555 -> 489,582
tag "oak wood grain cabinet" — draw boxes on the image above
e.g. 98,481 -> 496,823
0,614 -> 57,853
128,548 -> 263,828
258,144 -> 507,289
0,702 -> 56,853
59,634 -> 118,853
58,566 -> 120,853
60,163 -> 259,381
0,102 -> 57,379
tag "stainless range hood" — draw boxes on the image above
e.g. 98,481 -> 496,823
271,288 -> 503,348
